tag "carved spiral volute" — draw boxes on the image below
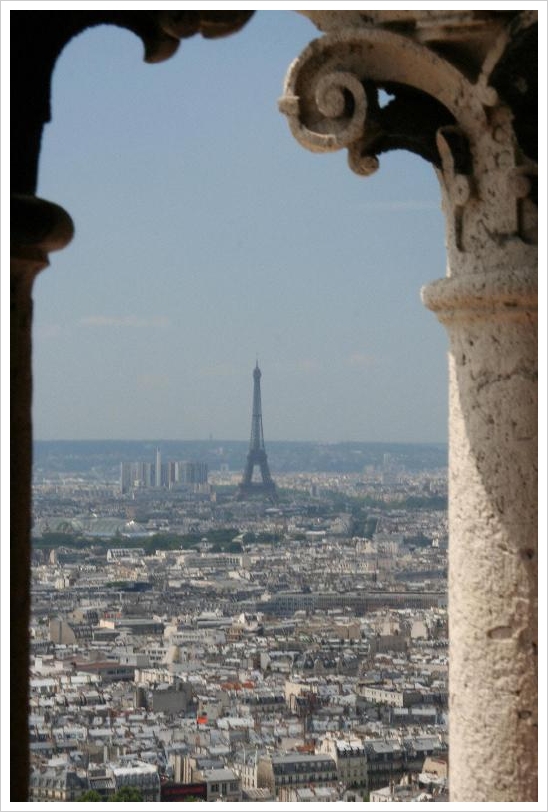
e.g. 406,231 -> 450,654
279,23 -> 538,255
311,71 -> 367,142
281,56 -> 382,176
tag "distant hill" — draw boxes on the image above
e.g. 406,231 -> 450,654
33,440 -> 447,479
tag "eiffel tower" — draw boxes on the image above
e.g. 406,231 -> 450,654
236,361 -> 278,502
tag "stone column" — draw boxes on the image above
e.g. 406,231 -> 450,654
279,10 -> 537,801
11,195 -> 74,799
421,150 -> 537,801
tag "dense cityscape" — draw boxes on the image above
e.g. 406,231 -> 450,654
30,437 -> 449,803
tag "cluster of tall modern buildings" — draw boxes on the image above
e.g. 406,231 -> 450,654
120,448 -> 208,494
120,363 -> 276,501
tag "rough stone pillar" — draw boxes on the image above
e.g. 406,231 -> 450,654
422,252 -> 537,802
279,10 -> 537,801
422,52 -> 538,796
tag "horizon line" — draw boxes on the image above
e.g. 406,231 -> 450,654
33,437 -> 448,446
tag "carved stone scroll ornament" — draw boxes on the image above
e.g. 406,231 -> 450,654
278,27 -> 484,167
278,23 -> 537,267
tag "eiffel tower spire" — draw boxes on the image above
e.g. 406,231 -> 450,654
236,361 -> 277,501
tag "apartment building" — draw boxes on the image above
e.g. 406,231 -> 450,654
257,753 -> 337,799
319,737 -> 368,789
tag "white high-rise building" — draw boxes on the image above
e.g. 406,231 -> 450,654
155,447 -> 162,488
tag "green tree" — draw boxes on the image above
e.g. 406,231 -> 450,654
78,790 -> 102,801
111,786 -> 144,802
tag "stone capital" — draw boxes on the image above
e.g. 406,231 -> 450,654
11,194 -> 74,273
279,11 -> 537,266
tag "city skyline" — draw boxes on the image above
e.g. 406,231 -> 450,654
31,11 -> 449,443
28,445 -> 450,802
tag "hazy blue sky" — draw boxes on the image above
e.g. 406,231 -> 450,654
33,10 -> 450,443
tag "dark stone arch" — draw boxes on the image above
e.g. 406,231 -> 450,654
11,11 -> 255,194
